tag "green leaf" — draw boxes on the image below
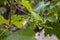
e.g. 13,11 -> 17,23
30,11 -> 42,21
21,0 -> 32,11
45,22 -> 60,39
11,15 -> 24,28
6,28 -> 36,40
0,15 -> 8,24
33,1 -> 50,14
46,16 -> 57,22
13,21 -> 23,28
11,15 -> 21,22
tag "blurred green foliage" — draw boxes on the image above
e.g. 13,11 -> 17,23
0,0 -> 60,40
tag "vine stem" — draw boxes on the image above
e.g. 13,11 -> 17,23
9,0 -> 13,26
0,0 -> 13,37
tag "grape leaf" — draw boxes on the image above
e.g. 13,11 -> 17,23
45,21 -> 60,39
11,15 -> 24,28
21,0 -> 32,11
6,28 -> 36,40
33,1 -> 50,14
0,15 -> 8,24
46,16 -> 57,22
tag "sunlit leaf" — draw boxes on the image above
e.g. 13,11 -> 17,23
0,15 -> 8,24
11,15 -> 24,28
30,11 -> 42,21
21,0 -> 32,11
